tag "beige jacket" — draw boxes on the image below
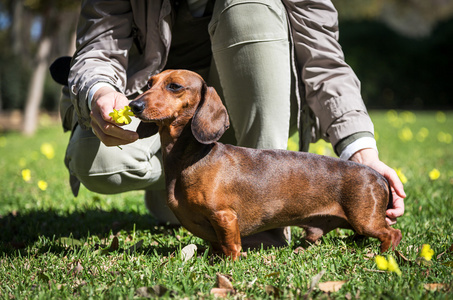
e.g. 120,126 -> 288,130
66,0 -> 374,153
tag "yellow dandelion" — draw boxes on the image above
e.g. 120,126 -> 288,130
416,128 -> 429,142
387,255 -> 402,276
375,255 -> 388,270
38,180 -> 48,191
437,132 -> 452,144
398,127 -> 413,142
429,168 -> 440,181
374,131 -> 379,141
435,111 -> 446,123
375,255 -> 401,276
40,143 -> 55,159
400,111 -> 416,124
386,110 -> 403,128
419,244 -> 434,261
109,105 -> 135,125
395,168 -> 408,185
22,169 -> 31,182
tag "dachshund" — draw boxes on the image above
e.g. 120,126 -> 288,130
129,69 -> 402,260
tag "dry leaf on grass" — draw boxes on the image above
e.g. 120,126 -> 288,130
181,244 -> 197,262
70,261 -> 84,276
216,273 -> 234,290
109,236 -> 119,251
211,273 -> 235,298
265,285 -> 281,297
424,283 -> 448,291
210,288 -> 235,298
318,280 -> 347,293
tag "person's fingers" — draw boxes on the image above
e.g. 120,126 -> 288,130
90,112 -> 138,146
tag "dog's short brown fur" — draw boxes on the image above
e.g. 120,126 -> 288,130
130,69 -> 402,260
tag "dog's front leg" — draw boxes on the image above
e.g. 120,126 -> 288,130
210,210 -> 242,260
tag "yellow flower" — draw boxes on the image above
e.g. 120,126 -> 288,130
437,132 -> 452,144
40,143 -> 55,159
109,105 -> 135,125
419,244 -> 434,261
375,255 -> 401,276
22,169 -> 31,182
435,111 -> 446,123
38,180 -> 48,191
387,255 -> 402,276
398,127 -> 413,142
375,255 -> 388,270
400,111 -> 416,124
395,168 -> 408,184
429,168 -> 440,181
416,128 -> 429,142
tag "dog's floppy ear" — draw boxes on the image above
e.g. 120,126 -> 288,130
191,84 -> 230,144
136,121 -> 159,139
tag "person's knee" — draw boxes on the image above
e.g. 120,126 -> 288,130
209,0 -> 288,49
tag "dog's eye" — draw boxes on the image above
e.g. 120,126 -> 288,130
166,83 -> 184,92
147,79 -> 153,90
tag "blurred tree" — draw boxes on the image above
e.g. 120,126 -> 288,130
20,0 -> 78,135
333,0 -> 453,37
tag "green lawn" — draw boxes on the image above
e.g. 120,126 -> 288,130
1,110 -> 452,299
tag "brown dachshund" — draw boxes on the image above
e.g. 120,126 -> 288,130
129,69 -> 402,260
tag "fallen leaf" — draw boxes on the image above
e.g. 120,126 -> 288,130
293,246 -> 305,254
318,280 -> 347,293
265,285 -> 281,297
437,251 -> 445,260
181,244 -> 197,262
309,270 -> 326,291
109,236 -> 119,251
210,288 -> 234,298
304,269 -> 326,297
424,283 -> 448,291
216,273 -> 234,290
70,261 -> 84,276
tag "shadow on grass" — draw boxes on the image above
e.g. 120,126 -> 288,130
0,208 -> 182,256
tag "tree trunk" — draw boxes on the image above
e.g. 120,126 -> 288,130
22,35 -> 52,136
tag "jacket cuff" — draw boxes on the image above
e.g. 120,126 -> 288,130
335,132 -> 378,160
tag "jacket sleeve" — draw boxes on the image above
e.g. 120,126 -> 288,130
68,0 -> 134,129
282,0 -> 374,148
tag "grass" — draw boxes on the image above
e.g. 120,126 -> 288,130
0,110 -> 452,299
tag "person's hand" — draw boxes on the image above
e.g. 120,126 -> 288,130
90,86 -> 139,146
349,148 -> 406,226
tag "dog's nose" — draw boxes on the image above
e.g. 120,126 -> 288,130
129,100 -> 145,115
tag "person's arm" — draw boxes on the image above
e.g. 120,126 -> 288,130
68,0 -> 134,130
283,0 -> 405,224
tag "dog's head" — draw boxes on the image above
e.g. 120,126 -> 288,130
130,69 -> 229,144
